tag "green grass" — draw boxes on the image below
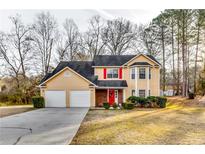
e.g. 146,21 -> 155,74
71,97 -> 205,145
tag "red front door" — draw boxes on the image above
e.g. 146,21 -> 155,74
109,89 -> 115,105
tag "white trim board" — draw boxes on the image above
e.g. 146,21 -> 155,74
123,53 -> 161,67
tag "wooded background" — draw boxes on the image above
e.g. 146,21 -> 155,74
0,9 -> 205,104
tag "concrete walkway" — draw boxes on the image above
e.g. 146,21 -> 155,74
0,108 -> 89,145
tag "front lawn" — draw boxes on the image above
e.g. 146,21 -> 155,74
0,105 -> 35,117
0,102 -> 32,107
71,96 -> 205,144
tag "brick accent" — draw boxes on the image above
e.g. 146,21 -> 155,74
96,89 -> 107,107
118,89 -> 123,104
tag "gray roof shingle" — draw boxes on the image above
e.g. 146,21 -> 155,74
146,55 -> 161,65
96,80 -> 128,87
40,61 -> 97,85
93,55 -> 135,66
93,54 -> 160,66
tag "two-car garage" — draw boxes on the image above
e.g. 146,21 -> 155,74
45,90 -> 91,107
40,65 -> 95,108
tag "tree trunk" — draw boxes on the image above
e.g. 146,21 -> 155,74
171,19 -> 175,95
161,26 -> 166,94
194,21 -> 200,93
182,11 -> 186,97
177,18 -> 180,95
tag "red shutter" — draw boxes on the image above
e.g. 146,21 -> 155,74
119,67 -> 122,79
103,68 -> 107,79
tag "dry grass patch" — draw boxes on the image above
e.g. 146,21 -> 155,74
0,105 -> 35,117
71,97 -> 205,145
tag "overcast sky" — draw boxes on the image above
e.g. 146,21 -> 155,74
0,9 -> 163,32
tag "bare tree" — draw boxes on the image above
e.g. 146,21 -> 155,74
0,32 -> 21,87
57,19 -> 80,61
0,15 -> 32,87
81,15 -> 106,59
10,15 -> 32,78
102,18 -> 137,55
32,12 -> 57,75
138,24 -> 162,57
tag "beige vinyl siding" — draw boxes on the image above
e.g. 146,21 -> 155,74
41,68 -> 95,107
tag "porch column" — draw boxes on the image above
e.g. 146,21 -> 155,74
158,67 -> 161,96
146,67 -> 150,97
135,67 -> 138,96
123,89 -> 126,102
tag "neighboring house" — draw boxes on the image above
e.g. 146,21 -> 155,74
39,54 -> 161,107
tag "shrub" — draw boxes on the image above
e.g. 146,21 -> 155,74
112,102 -> 118,109
122,102 -> 135,110
127,96 -> 139,104
122,102 -> 126,108
125,102 -> 135,109
32,96 -> 45,108
188,93 -> 195,99
156,96 -> 167,108
0,93 -> 9,102
138,97 -> 148,107
103,102 -> 110,109
147,96 -> 157,102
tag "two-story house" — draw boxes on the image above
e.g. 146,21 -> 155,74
39,53 -> 161,107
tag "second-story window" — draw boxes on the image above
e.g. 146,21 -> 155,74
139,68 -> 146,79
131,68 -> 135,79
107,68 -> 118,78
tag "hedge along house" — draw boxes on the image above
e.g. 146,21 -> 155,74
39,54 -> 161,107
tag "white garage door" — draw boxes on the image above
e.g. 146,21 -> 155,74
70,91 -> 90,107
45,91 -> 66,107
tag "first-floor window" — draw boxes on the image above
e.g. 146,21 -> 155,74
132,90 -> 135,96
139,90 -> 146,97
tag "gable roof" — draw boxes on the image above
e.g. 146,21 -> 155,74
40,61 -> 97,85
146,55 -> 161,65
93,54 -> 160,66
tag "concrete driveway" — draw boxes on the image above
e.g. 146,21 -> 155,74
0,108 -> 89,145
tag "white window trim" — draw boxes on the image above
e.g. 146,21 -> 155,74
139,89 -> 146,97
131,67 -> 135,80
107,68 -> 119,79
131,89 -> 135,96
139,67 -> 146,79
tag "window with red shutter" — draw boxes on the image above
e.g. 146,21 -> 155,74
119,67 -> 122,79
103,68 -> 107,79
